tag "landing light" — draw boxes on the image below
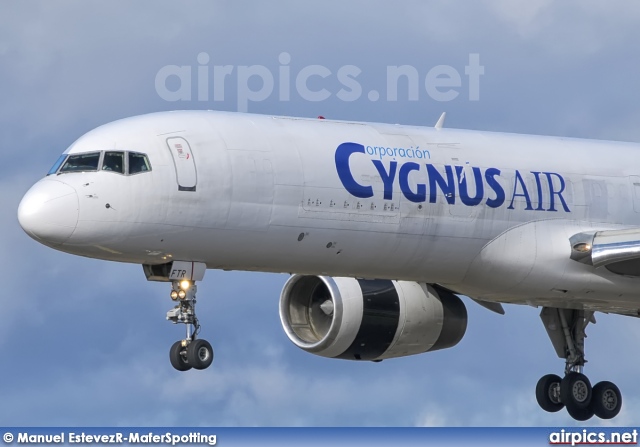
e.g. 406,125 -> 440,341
180,280 -> 191,290
178,290 -> 187,300
170,290 -> 178,301
573,243 -> 592,253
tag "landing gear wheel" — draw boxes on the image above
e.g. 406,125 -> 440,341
187,339 -> 214,370
566,404 -> 595,421
536,374 -> 564,412
591,381 -> 622,420
561,372 -> 592,410
169,341 -> 192,371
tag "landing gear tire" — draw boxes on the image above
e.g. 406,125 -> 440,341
565,403 -> 595,421
561,372 -> 592,410
536,374 -> 564,413
187,339 -> 214,370
591,381 -> 622,420
169,341 -> 192,371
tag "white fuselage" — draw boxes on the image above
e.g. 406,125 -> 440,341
17,111 -> 640,312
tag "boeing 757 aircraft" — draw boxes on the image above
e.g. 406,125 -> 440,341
17,110 -> 640,421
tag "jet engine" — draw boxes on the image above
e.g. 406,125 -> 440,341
279,275 -> 467,361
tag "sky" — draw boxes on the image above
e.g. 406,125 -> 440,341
2,0 -> 640,427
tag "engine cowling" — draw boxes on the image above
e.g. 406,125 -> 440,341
279,275 -> 467,361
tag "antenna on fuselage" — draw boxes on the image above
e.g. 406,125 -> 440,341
434,112 -> 446,130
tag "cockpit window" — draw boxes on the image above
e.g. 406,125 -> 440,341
47,155 -> 67,176
59,152 -> 101,173
102,151 -> 125,174
53,151 -> 150,175
128,152 -> 151,174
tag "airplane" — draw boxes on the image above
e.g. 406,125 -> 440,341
17,109 -> 640,422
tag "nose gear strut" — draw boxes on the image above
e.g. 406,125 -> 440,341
166,280 -> 213,371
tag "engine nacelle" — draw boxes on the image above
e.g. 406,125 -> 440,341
279,275 -> 467,361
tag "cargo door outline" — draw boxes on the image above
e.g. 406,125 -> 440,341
166,137 -> 197,191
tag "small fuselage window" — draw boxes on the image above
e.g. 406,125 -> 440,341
128,152 -> 152,174
59,152 -> 101,173
102,151 -> 125,174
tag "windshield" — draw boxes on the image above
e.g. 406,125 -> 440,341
59,152 -> 101,173
53,150 -> 151,175
128,152 -> 151,174
47,155 -> 67,176
102,151 -> 125,174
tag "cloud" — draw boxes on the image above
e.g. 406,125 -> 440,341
483,0 -> 640,56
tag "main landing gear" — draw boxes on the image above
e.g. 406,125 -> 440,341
536,308 -> 622,421
166,279 -> 214,371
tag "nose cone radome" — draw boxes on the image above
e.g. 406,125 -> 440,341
18,179 -> 79,245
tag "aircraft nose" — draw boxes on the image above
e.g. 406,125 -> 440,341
18,179 -> 79,245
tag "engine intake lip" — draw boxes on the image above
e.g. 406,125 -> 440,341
280,275 -> 344,353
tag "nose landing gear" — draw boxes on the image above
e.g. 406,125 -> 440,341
166,279 -> 214,371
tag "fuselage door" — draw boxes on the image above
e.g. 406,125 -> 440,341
166,137 -> 197,191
